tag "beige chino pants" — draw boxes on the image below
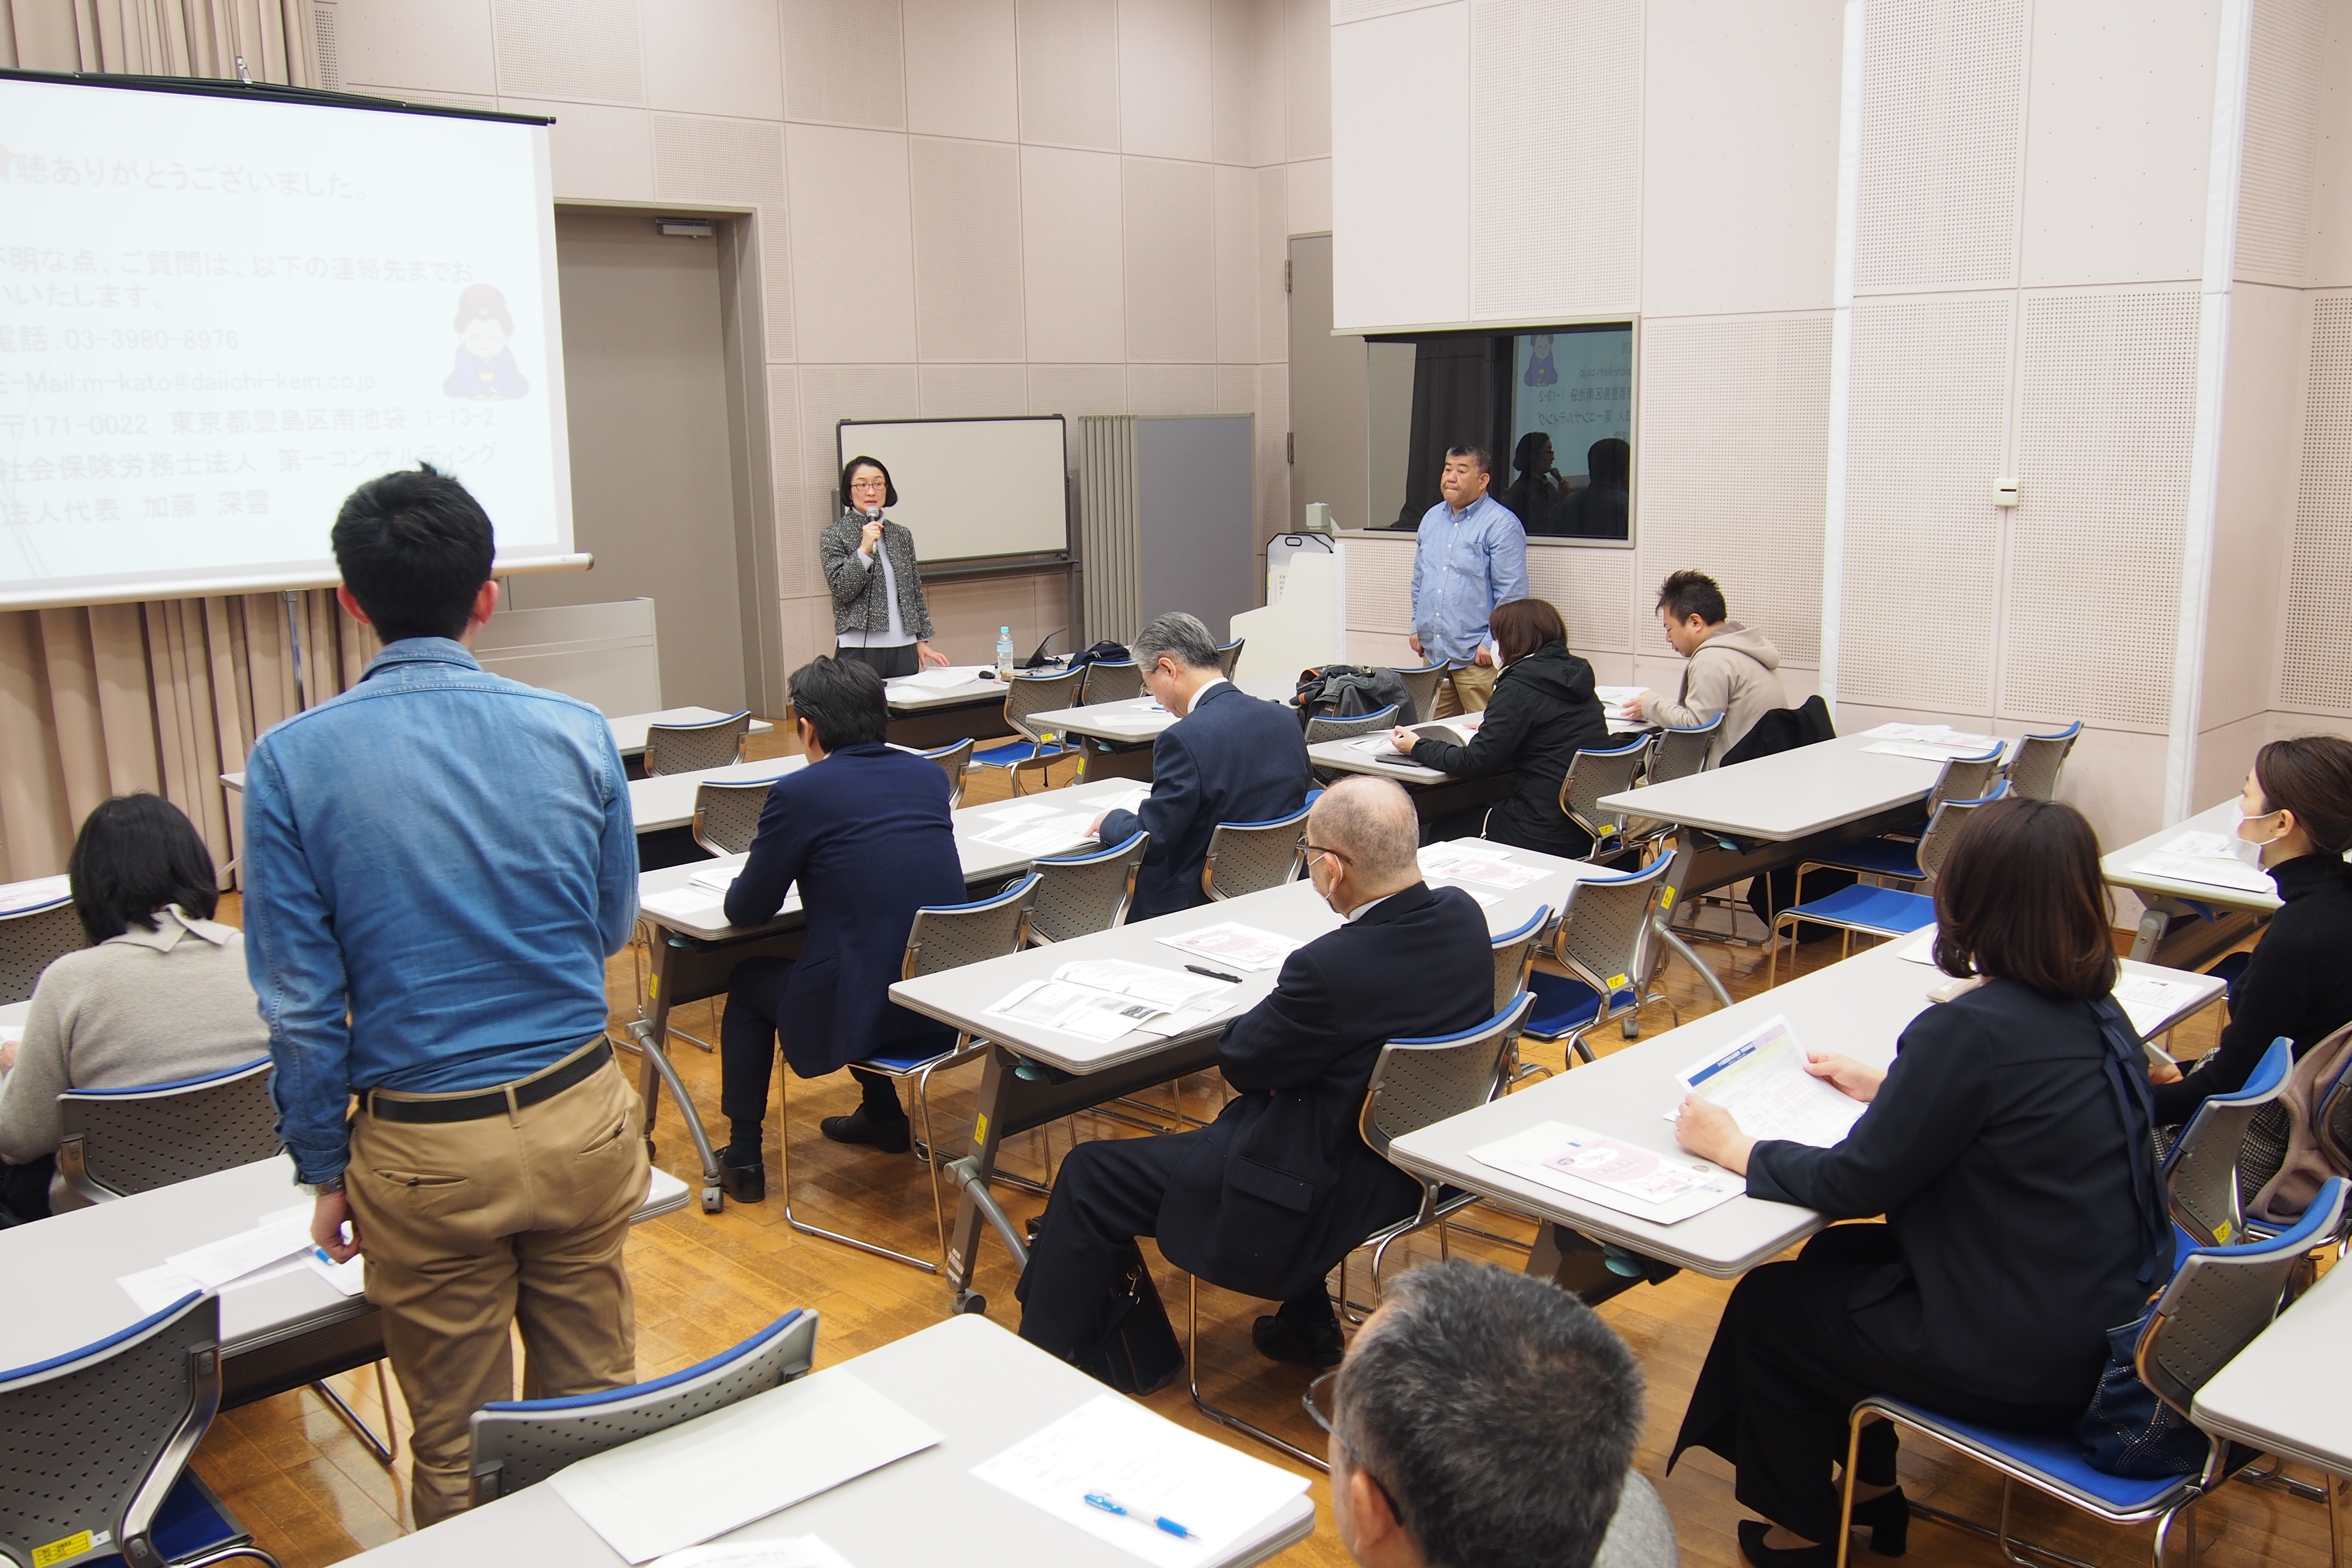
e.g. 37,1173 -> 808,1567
1431,660 -> 1497,718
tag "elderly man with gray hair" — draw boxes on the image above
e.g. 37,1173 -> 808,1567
1088,610 -> 1312,921
1314,1259 -> 1679,1568
1021,776 -> 1493,1372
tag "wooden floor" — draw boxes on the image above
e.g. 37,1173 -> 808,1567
188,744 -> 2337,1568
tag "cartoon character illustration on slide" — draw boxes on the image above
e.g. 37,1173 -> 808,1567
1522,332 -> 1558,386
443,283 -> 530,400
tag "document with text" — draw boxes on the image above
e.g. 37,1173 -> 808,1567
1672,1015 -> 1866,1148
1155,921 -> 1303,972
1472,1120 -> 1744,1225
985,961 -> 1233,1044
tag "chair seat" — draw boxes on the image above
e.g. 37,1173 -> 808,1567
1523,972 -> 1638,1040
85,1475 -> 244,1568
1781,883 -> 1935,937
861,1043 -> 961,1075
1872,1399 -> 2197,1517
1811,835 -> 1926,880
970,738 -> 1061,768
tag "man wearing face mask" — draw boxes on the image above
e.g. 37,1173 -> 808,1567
1016,776 -> 1493,1374
2149,734 -> 2352,1126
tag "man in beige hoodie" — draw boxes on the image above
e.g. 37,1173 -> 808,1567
1627,570 -> 1784,766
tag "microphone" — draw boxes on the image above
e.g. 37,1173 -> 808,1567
1020,629 -> 1065,670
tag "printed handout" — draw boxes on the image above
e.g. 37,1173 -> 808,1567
1156,922 -> 1303,972
1417,846 -> 1549,890
1472,1120 -> 1745,1225
985,960 -> 1233,1044
2130,831 -> 2276,895
1673,1015 -> 1866,1149
2112,973 -> 2207,1038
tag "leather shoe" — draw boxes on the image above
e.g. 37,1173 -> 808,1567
820,1105 -> 912,1154
1252,1311 -> 1344,1368
1736,1521 -> 1833,1568
1849,1488 -> 1909,1557
717,1148 -> 766,1203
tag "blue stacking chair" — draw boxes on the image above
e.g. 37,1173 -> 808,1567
2005,719 -> 2084,801
1834,1178 -> 2348,1568
2163,1035 -> 2296,1250
1792,744 -> 2006,905
1201,805 -> 1311,900
1,1291 -> 278,1568
1558,736 -> 1654,862
1765,786 -> 2008,988
1486,906 -> 1555,1084
968,666 -> 1086,795
1523,856 -> 1675,1067
1077,658 -> 1145,705
469,1309 -> 819,1503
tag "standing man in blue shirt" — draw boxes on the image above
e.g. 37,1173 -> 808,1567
1409,445 -> 1529,718
241,464 -> 645,1525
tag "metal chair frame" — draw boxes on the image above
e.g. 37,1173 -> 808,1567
971,667 -> 1088,795
0,895 -> 84,1006
642,711 -> 750,776
1200,805 -> 1312,901
1487,906 -> 1554,1084
2005,720 -> 2084,802
775,874 -> 1041,1274
2164,1035 -> 2295,1248
1187,994 -> 1534,1470
1525,857 -> 1678,1066
1766,787 -> 2007,988
917,736 -> 975,808
1558,736 -> 1655,860
1386,662 -> 1449,725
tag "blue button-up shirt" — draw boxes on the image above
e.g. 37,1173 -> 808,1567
1410,493 -> 1528,667
240,638 -> 638,1181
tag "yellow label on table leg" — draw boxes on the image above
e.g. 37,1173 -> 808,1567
973,1112 -> 989,1149
35,1531 -> 94,1567
647,974 -> 659,998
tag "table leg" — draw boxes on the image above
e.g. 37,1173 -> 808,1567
2330,1469 -> 2347,1568
945,1049 -> 1016,1313
630,933 -> 724,1213
1526,1222 -> 1679,1306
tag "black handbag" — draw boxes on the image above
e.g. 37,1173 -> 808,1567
2074,1312 -> 2210,1477
1069,1240 -> 1185,1395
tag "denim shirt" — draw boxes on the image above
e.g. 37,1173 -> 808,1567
1410,493 -> 1530,666
240,638 -> 638,1181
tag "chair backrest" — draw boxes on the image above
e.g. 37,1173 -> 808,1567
1552,856 -> 1674,1002
1215,639 -> 1244,678
1079,660 -> 1144,706
1360,994 -> 1535,1159
1645,715 -> 1721,788
1028,832 -> 1149,944
2004,720 -> 2082,802
1200,806 -> 1311,901
643,711 -> 750,776
903,872 -> 1041,981
0,1290 -> 222,1568
1488,907 -> 1552,1014
692,779 -> 776,857
1304,704 -> 1400,746
919,736 -> 974,808
470,1309 -> 818,1502
2137,1177 -> 2347,1420
1913,782 -> 2009,881
1927,746 -> 2006,812
58,1059 -> 281,1203
2165,1034 -> 2296,1247
1387,663 -> 1448,726
1004,667 -> 1087,740
1558,737 -> 1655,852
0,898 -> 84,1007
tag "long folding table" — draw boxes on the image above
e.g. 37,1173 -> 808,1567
2191,1257 -> 2352,1567
2101,798 -> 2285,968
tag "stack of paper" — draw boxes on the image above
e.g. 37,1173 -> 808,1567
890,665 -> 990,693
2130,831 -> 2275,895
1156,922 -> 1302,972
974,814 -> 1100,856
985,960 -> 1236,1044
0,873 -> 71,915
1472,1120 -> 1744,1224
1417,843 -> 1548,891
1595,685 -> 1647,722
1673,1016 -> 1866,1148
117,1203 -> 321,1312
1856,723 -> 2004,761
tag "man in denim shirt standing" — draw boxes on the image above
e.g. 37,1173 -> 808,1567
241,464 -> 645,1524
1409,445 -> 1529,718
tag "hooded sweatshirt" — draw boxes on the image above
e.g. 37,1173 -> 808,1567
1648,621 -> 1784,766
1406,640 -> 1611,858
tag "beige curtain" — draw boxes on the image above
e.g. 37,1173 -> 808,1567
0,0 -> 318,83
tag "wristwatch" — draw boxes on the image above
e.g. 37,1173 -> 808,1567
300,1174 -> 346,1198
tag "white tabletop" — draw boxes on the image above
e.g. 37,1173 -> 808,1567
2101,799 -> 2287,914
607,707 -> 773,756
1599,732 -> 1945,842
341,1314 -> 1314,1568
1027,677 -> 1298,746
883,665 -> 1025,712
629,757 -> 807,835
1307,736 -> 1450,786
2192,1256 -> 2352,1475
0,999 -> 27,1026
0,1157 -> 687,1374
634,778 -> 1153,942
1384,937 -> 2227,1277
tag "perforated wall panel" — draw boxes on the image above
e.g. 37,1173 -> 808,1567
1527,545 -> 1635,655
1216,365 -> 1257,414
1468,0 -> 1640,318
1124,158 -> 1218,362
767,367 -> 808,595
783,0 -> 907,129
1211,0 -> 1255,165
2237,0 -> 2323,287
1334,0 -> 1449,19
313,2 -> 341,89
1638,313 -> 1833,667
494,0 -> 644,104
1126,364 -> 1217,413
799,364 -> 921,543
920,364 -> 1030,416
1018,0 -> 1121,151
1286,0 -> 1330,159
2004,289 -> 2199,728
1855,0 -> 2025,295
2282,295 -> 2352,712
1839,296 -> 2011,713
652,115 -> 793,361
1030,363 -> 1129,463
910,137 -> 1025,361
1345,535 -> 1414,636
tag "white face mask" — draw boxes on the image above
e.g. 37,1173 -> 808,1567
2231,805 -> 2282,869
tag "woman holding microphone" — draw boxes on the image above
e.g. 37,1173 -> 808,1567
819,455 -> 949,677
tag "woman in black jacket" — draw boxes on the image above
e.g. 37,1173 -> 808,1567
1387,597 -> 1609,857
2150,733 -> 2352,1126
1670,798 -> 2174,1567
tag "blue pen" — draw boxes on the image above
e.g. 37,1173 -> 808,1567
1085,1491 -> 1201,1541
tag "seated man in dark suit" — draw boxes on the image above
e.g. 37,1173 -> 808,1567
1021,776 -> 1494,1370
1088,610 -> 1312,922
715,656 -> 967,1198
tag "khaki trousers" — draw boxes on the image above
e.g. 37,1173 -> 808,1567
347,1043 -> 648,1526
1432,660 -> 1497,719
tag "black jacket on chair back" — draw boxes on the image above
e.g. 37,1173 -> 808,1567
1154,881 -> 1494,1301
1408,640 -> 1610,857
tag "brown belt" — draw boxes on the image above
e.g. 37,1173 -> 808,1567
365,1039 -> 611,1124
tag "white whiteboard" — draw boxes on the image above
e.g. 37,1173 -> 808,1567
837,418 -> 1067,566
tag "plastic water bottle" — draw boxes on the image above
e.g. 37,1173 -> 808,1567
996,626 -> 1016,676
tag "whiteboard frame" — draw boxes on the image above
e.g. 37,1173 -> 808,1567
836,415 -> 1071,574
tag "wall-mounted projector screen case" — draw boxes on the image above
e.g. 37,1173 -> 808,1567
0,70 -> 576,610
836,416 -> 1069,570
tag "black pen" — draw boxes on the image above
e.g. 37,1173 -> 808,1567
1184,963 -> 1243,984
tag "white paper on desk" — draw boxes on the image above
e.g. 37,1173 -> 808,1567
1093,785 -> 1152,818
550,1369 -> 940,1563
1056,960 -> 1228,1011
2130,850 -> 2274,895
688,866 -> 742,895
1861,740 -> 1976,763
1156,922 -> 1302,972
892,666 -> 986,692
1472,1120 -> 1745,1225
305,1248 -> 368,1297
975,816 -> 1099,855
971,1392 -> 1307,1568
983,800 -> 1065,823
1891,927 -> 1939,965
0,873 -> 71,915
652,1538 -> 857,1568
642,887 -> 729,923
1674,1015 -> 1866,1149
117,1253 -> 311,1315
1859,722 -> 1953,742
2114,974 -> 2208,1039
1417,848 -> 1548,890
987,979 -> 1168,1043
164,1213 -> 314,1289
1133,998 -> 1238,1039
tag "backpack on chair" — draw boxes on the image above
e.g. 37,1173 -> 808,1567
2249,1019 -> 2352,1226
1294,665 -> 1415,726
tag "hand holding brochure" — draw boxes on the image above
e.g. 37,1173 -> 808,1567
1673,1015 -> 1866,1149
